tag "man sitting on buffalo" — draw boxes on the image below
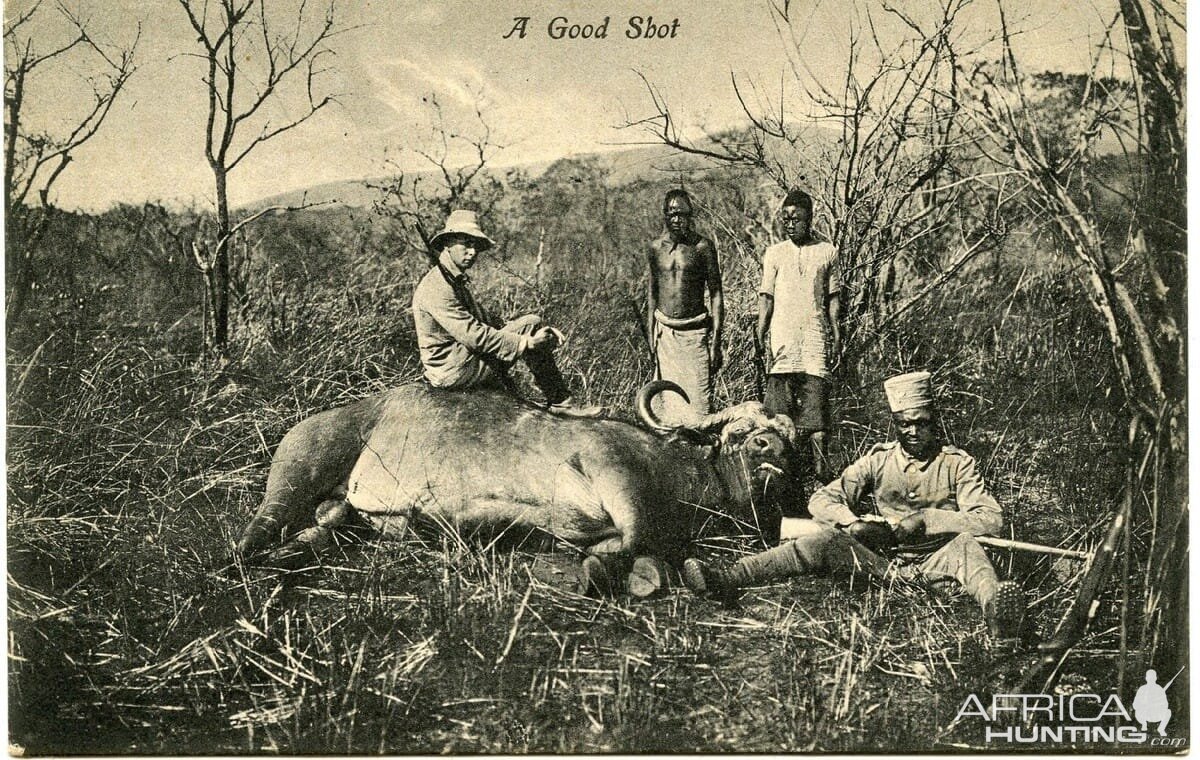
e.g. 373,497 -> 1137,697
682,371 -> 1027,644
413,209 -> 605,417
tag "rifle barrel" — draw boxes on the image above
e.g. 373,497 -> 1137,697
977,535 -> 1090,561
1163,665 -> 1186,690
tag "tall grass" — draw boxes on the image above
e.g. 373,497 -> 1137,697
7,180 -> 1144,752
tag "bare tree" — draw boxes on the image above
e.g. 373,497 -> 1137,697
4,1 -> 138,322
626,0 -> 1001,377
372,91 -> 505,264
174,0 -> 344,353
957,0 -> 1184,699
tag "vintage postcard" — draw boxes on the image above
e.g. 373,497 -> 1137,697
6,0 -> 1188,753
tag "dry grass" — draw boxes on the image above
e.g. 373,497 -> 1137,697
6,194 -> 1148,753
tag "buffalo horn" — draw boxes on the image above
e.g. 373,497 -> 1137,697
636,380 -> 690,433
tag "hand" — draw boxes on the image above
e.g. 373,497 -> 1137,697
893,512 -> 927,544
527,327 -> 560,353
709,341 -> 724,374
846,519 -> 897,553
830,338 -> 843,369
755,335 -> 771,366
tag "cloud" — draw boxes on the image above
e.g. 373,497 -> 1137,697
359,53 -> 586,161
383,56 -> 484,110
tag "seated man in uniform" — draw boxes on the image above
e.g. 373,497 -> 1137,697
412,209 -> 606,417
682,371 -> 1027,643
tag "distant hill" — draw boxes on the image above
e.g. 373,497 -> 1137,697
242,119 -> 1129,213
241,145 -> 735,211
239,135 -> 809,212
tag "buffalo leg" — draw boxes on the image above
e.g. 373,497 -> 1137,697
237,395 -> 383,557
260,497 -> 353,569
581,470 -> 666,597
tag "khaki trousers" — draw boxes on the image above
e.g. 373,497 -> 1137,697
727,521 -> 1000,611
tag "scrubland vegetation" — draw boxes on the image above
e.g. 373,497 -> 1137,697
7,154 -> 1159,752
7,0 -> 1185,753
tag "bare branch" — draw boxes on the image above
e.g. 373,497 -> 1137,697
167,0 -> 348,349
5,2 -> 138,213
222,195 -> 335,247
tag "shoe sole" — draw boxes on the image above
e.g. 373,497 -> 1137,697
549,406 -> 610,419
682,558 -> 709,595
628,556 -> 668,598
990,581 -> 1026,640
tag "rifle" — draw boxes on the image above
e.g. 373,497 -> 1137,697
976,536 -> 1090,561
1163,665 -> 1186,690
752,341 -> 767,402
1019,460 -> 1134,693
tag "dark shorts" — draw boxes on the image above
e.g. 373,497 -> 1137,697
764,372 -> 829,432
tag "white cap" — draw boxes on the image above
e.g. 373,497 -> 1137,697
883,371 -> 934,412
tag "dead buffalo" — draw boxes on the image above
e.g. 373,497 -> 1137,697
235,380 -> 797,596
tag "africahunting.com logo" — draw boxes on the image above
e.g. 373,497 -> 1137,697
955,668 -> 1186,748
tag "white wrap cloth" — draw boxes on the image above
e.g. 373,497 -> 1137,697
653,309 -> 712,425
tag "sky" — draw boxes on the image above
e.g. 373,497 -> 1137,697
6,0 -> 1163,211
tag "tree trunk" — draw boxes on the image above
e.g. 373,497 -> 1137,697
1117,0 -> 1186,397
213,168 -> 230,351
4,63 -> 24,217
5,64 -> 30,324
1115,0 -> 1187,722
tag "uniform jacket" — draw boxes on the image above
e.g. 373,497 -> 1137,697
808,441 -> 1002,536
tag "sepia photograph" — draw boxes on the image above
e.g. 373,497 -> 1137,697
5,0 -> 1188,753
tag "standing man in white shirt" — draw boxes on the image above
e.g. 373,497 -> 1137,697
756,187 -> 841,485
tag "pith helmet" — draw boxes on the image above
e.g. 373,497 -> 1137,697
429,209 -> 495,252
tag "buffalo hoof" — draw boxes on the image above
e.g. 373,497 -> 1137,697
627,556 -> 669,598
578,555 -> 616,597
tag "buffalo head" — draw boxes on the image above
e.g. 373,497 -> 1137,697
636,380 -> 798,516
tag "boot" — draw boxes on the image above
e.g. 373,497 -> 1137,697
549,397 -> 611,419
681,558 -> 739,602
985,580 -> 1027,650
683,541 -> 814,601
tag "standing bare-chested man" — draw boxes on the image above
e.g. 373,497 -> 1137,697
646,189 -> 723,424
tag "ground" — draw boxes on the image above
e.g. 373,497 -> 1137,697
8,452 -> 1123,753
